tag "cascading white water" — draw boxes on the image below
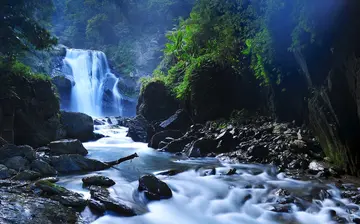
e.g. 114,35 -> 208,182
113,78 -> 124,116
63,49 -> 123,116
57,121 -> 360,224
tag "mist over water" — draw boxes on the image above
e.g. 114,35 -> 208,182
63,49 -> 123,117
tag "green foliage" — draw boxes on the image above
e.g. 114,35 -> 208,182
147,0 -> 343,100
0,58 -> 50,81
0,0 -> 57,57
150,0 -> 245,99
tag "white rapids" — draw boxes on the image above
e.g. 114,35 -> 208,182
57,121 -> 360,224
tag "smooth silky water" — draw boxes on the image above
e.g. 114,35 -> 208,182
58,122 -> 360,224
62,49 -> 123,117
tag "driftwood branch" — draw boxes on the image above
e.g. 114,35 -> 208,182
105,153 -> 139,168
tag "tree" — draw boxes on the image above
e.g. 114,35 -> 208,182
0,0 -> 57,57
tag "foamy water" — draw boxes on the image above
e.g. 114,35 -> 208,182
58,122 -> 360,224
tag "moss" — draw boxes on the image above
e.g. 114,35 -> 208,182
35,180 -> 69,195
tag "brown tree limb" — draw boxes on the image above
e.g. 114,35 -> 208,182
104,153 -> 139,168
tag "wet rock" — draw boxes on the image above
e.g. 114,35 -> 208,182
126,115 -> 154,143
290,139 -> 307,153
157,169 -> 183,176
215,130 -> 234,153
163,137 -> 194,153
159,110 -> 192,132
247,145 -> 269,159
50,154 -> 107,173
138,174 -> 172,200
39,177 -> 60,183
89,199 -> 106,214
329,209 -> 347,223
90,186 -> 136,216
54,195 -> 88,208
35,179 -> 87,208
35,180 -> 69,195
0,144 -> 36,161
0,164 -> 16,179
4,156 -> 29,171
94,119 -> 105,126
158,138 -> 174,149
82,175 -> 115,187
268,204 -> 292,213
93,133 -> 105,141
35,146 -> 51,153
0,137 -> 7,147
187,138 -> 217,157
60,111 -> 94,142
226,168 -> 237,175
30,159 -> 57,175
149,130 -> 183,149
0,189 -> 80,224
273,123 -> 288,134
13,170 -> 42,181
49,139 -> 88,156
354,218 -> 360,224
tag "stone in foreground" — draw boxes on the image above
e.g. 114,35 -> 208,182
82,175 -> 116,187
0,189 -> 79,224
49,139 -> 88,156
138,174 -> 172,201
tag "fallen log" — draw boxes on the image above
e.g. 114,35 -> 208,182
50,153 -> 140,174
105,153 -> 139,168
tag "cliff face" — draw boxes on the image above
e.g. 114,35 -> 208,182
0,74 -> 65,147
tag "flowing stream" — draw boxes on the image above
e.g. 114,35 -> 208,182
58,122 -> 360,224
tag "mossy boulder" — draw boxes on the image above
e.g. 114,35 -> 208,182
137,81 -> 179,122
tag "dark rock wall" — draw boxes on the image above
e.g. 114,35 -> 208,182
11,77 -> 65,147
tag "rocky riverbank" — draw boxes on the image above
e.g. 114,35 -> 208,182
111,111 -> 338,179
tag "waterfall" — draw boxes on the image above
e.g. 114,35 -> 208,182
62,49 -> 123,117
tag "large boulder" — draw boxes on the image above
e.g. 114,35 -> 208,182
50,154 -> 107,173
9,77 -> 65,147
89,186 -> 137,216
60,111 -> 94,142
49,139 -> 88,156
0,164 -> 16,179
137,81 -> 179,122
34,179 -> 88,208
126,115 -> 154,143
0,189 -> 80,224
138,174 -> 172,201
186,138 -> 217,157
0,144 -> 36,161
163,137 -> 195,153
149,130 -> 183,149
159,110 -> 192,132
82,175 -> 115,187
30,159 -> 57,175
4,156 -> 29,171
13,170 -> 42,181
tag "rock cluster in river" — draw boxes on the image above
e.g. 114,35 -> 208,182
122,110 -> 334,176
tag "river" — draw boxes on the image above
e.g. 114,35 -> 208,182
57,123 -> 360,224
